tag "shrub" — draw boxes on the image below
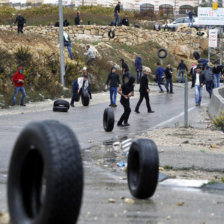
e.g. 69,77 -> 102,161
213,112 -> 224,131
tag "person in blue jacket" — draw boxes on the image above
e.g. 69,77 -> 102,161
135,56 -> 143,84
70,74 -> 89,107
156,62 -> 165,92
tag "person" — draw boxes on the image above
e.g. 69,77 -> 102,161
177,60 -> 188,83
114,2 -> 121,26
74,11 -> 80,25
12,67 -> 26,106
70,74 -> 89,107
165,63 -> 174,94
135,56 -> 143,84
192,66 -> 205,106
202,65 -> 214,98
121,58 -> 130,84
121,14 -> 129,26
82,67 -> 93,99
14,13 -> 26,34
187,11 -> 194,27
63,19 -> 70,27
212,63 -> 222,88
117,76 -> 135,127
135,68 -> 154,114
105,66 -> 120,107
63,31 -> 73,60
54,21 -> 59,27
84,45 -> 95,65
154,22 -> 160,31
156,62 -> 165,93
189,63 -> 197,78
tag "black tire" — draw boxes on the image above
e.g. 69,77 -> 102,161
158,48 -> 168,59
54,99 -> 70,109
74,94 -> 80,102
53,106 -> 68,112
7,120 -> 83,224
81,90 -> 90,106
103,108 -> 115,132
108,29 -> 115,39
193,51 -> 200,60
127,139 -> 159,199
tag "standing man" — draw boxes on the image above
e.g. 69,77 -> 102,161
105,66 -> 120,107
156,62 -> 165,93
14,13 -> 26,34
82,66 -> 93,99
135,56 -> 143,84
63,31 -> 73,60
187,11 -> 194,27
177,60 -> 188,83
117,76 -> 135,127
74,11 -> 80,25
84,45 -> 95,65
165,63 -> 174,94
135,68 -> 154,114
12,67 -> 26,106
192,66 -> 205,106
121,58 -> 130,84
203,65 -> 214,98
114,1 -> 121,26
212,63 -> 222,88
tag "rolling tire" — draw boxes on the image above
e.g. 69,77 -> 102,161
103,108 -> 115,132
53,106 -> 68,112
158,48 -> 167,59
7,120 -> 83,224
74,94 -> 80,102
127,139 -> 159,199
54,99 -> 70,109
81,90 -> 90,106
108,29 -> 115,39
193,51 -> 200,60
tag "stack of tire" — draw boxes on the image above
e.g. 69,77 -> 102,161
53,99 -> 70,112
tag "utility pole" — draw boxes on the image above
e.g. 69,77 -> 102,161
59,0 -> 65,86
174,0 -> 177,20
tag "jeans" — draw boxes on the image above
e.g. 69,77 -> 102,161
65,42 -> 73,60
136,71 -> 143,84
157,77 -> 164,92
71,88 -> 78,105
114,13 -> 120,26
166,78 -> 173,93
178,69 -> 185,82
109,87 -> 117,105
13,87 -> 26,105
188,18 -> 193,27
195,85 -> 203,105
214,73 -> 220,88
122,71 -> 130,84
206,80 -> 213,98
86,57 -> 95,65
135,92 -> 152,112
118,98 -> 131,125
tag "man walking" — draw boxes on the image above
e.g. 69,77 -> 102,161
177,60 -> 188,83
165,63 -> 174,94
135,68 -> 154,114
84,45 -> 95,65
135,56 -> 143,84
12,67 -> 26,106
156,62 -> 165,92
203,65 -> 214,98
212,63 -> 222,88
14,13 -> 26,34
121,58 -> 130,84
114,2 -> 121,26
63,31 -> 73,60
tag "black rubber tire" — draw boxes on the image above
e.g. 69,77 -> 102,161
127,139 -> 159,199
158,48 -> 168,59
53,106 -> 68,112
108,29 -> 115,39
7,120 -> 83,224
54,99 -> 70,109
103,108 -> 115,132
193,51 -> 200,60
74,94 -> 80,102
81,90 -> 90,106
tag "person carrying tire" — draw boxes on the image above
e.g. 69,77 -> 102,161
70,74 -> 89,107
63,31 -> 73,60
82,66 -> 93,99
14,12 -> 26,34
114,1 -> 121,26
135,56 -> 143,84
105,66 -> 120,107
155,62 -> 165,93
164,63 -> 174,94
135,68 -> 154,114
117,76 -> 135,127
121,58 -> 130,84
12,67 -> 26,106
177,60 -> 188,83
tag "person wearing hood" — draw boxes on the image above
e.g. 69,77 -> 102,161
121,58 -> 130,84
117,76 -> 135,127
202,65 -> 214,98
63,31 -> 73,60
63,19 -> 70,27
12,67 -> 26,106
177,60 -> 188,83
135,56 -> 143,84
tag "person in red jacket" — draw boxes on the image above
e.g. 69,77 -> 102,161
12,67 -> 26,106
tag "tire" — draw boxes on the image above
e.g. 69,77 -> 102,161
127,139 -> 159,199
7,120 -> 83,224
54,99 -> 70,109
108,29 -> 115,39
81,90 -> 90,106
103,108 -> 115,132
53,106 -> 68,112
193,51 -> 200,60
74,94 -> 80,102
158,48 -> 167,59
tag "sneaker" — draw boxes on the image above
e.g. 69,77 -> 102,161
159,91 -> 164,93
148,111 -> 155,113
11,104 -> 15,106
170,92 -> 174,94
135,110 -> 140,114
117,123 -> 124,127
71,104 -> 74,107
113,104 -> 117,107
123,123 -> 130,126
195,103 -> 199,106
109,104 -> 113,107
20,104 -> 26,106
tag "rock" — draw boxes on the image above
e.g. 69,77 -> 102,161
108,198 -> 116,203
177,201 -> 185,206
210,144 -> 218,149
124,198 -> 135,204
0,212 -> 10,224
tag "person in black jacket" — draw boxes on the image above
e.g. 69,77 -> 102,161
121,58 -> 130,84
121,15 -> 129,26
74,11 -> 80,25
105,67 -> 120,107
212,63 -> 222,88
135,68 -> 154,114
14,13 -> 26,34
114,2 -> 121,26
117,76 -> 135,127
63,19 -> 70,27
165,63 -> 174,93
177,60 -> 188,83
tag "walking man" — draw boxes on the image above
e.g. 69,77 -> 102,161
117,76 -> 135,127
14,13 -> 26,34
121,58 -> 130,84
212,63 -> 222,88
156,62 -> 165,92
114,2 -> 121,26
135,56 -> 143,84
63,31 -> 73,60
135,68 -> 154,114
203,65 -> 214,98
105,66 -> 120,107
177,60 -> 188,83
12,67 -> 26,106
84,45 -> 95,65
165,63 -> 174,93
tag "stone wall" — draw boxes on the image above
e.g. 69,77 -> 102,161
0,25 -> 209,59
